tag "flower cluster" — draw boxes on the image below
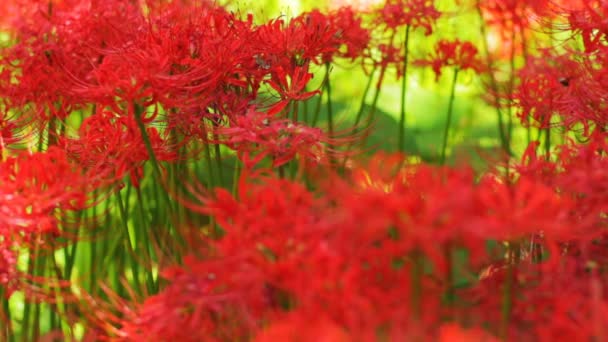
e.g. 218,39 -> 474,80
2,0 -> 608,341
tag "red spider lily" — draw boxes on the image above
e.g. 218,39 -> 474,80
335,154 -> 493,274
0,0 -> 145,121
566,0 -> 608,52
294,8 -> 371,64
250,7 -> 369,70
0,241 -> 18,297
512,49 -> 606,130
265,65 -> 320,115
213,108 -> 328,168
550,134 -> 608,231
415,40 -> 485,80
375,0 -> 441,35
327,7 -> 371,61
125,170 -> 442,339
0,147 -> 92,243
114,255 -> 267,341
472,174 -> 575,243
515,141 -> 558,184
59,109 -> 177,188
251,12 -> 339,71
467,259 -> 608,341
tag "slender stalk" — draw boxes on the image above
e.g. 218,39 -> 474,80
213,138 -> 224,188
1,288 -> 13,342
440,68 -> 459,165
115,189 -> 142,296
132,104 -> 174,214
311,66 -> 330,127
231,160 -> 241,197
506,25 -> 517,150
135,185 -> 158,293
399,25 -> 411,153
545,127 -> 551,159
357,66 -> 387,149
341,67 -> 376,168
325,63 -> 334,139
203,142 -> 217,189
324,63 -> 336,167
475,1 -> 510,155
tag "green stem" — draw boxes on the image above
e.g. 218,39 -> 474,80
399,25 -> 411,153
1,288 -> 13,342
132,104 -> 174,214
545,127 -> 551,159
506,25 -> 517,151
325,63 -> 334,139
341,67 -> 376,169
440,68 -> 459,165
358,68 -> 386,149
214,139 -> 224,187
135,186 -> 158,293
115,190 -> 142,296
476,2 -> 510,156
311,66 -> 330,127
231,161 -> 241,197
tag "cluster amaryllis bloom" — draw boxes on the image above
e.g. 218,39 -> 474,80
251,7 -> 370,72
264,65 -> 320,115
529,133 -> 608,232
565,0 -> 608,52
415,39 -> 485,80
468,258 -> 608,341
365,0 -> 441,83
513,48 -> 608,131
0,147 -> 92,242
60,109 -> 177,188
374,0 -> 441,35
214,108 -> 328,168
0,0 -> 145,122
76,143 -> 608,340
106,154 -> 572,340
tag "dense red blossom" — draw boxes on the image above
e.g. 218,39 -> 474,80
513,49 -> 608,131
415,40 -> 484,80
566,1 -> 608,52
375,0 -> 441,35
0,147 -> 91,242
60,109 -> 177,188
265,65 -> 320,115
467,259 -> 608,341
3,0 -> 608,340
214,108 -> 328,168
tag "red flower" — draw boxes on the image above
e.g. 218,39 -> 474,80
265,65 -> 320,115
566,1 -> 608,52
60,109 -> 176,188
415,40 -> 484,80
214,108 -> 327,168
0,147 -> 91,243
375,0 -> 441,35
